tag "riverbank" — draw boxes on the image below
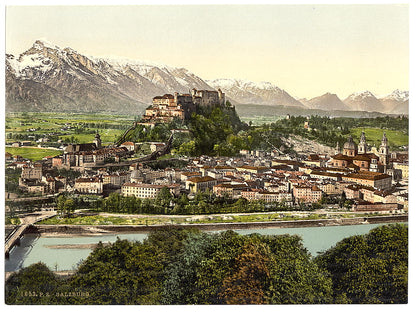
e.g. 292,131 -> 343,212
30,215 -> 408,237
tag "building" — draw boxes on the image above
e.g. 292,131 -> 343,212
185,176 -> 218,193
236,165 -> 268,174
120,142 -> 136,152
21,163 -> 43,180
392,161 -> 409,179
309,170 -> 341,182
213,183 -> 248,198
150,142 -> 166,153
329,132 -> 391,173
74,177 -> 103,194
357,131 -> 368,154
379,132 -> 389,166
343,135 -> 357,157
240,189 -> 293,204
121,183 -> 180,198
62,146 -> 129,168
180,171 -> 202,182
303,154 -> 322,167
103,172 -> 131,188
342,172 -> 392,190
292,185 -> 323,203
143,89 -> 226,122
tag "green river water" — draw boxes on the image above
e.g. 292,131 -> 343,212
5,222 -> 403,272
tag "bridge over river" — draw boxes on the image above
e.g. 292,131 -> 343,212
5,211 -> 56,258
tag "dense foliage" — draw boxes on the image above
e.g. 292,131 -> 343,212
5,168 -> 23,195
71,191 -> 317,215
314,223 -> 408,304
247,115 -> 408,151
5,224 -> 407,305
121,102 -> 248,157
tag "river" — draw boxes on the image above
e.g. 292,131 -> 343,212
5,222 -> 404,272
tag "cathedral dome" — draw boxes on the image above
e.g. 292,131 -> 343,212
131,169 -> 143,180
343,136 -> 357,150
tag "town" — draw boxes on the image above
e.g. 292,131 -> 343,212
5,90 -> 409,218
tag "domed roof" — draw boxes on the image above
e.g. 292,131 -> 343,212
131,169 -> 143,179
343,136 -> 357,150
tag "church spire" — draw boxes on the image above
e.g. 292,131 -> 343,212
379,132 -> 389,166
358,131 -> 367,154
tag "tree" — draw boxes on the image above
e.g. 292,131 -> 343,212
260,234 -> 333,304
5,263 -> 61,304
56,195 -> 67,216
219,241 -> 271,304
155,187 -> 173,209
66,199 -> 75,215
178,140 -> 196,156
315,224 -> 408,304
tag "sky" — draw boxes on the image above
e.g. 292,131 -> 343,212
4,3 -> 410,99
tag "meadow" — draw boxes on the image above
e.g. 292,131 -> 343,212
5,147 -> 62,161
240,115 -> 284,126
5,112 -> 135,145
350,127 -> 408,148
38,211 -> 376,226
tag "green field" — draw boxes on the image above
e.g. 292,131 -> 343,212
58,129 -> 125,144
5,112 -> 134,145
6,147 -> 62,161
350,128 -> 408,148
37,211 -> 380,226
241,115 -> 284,126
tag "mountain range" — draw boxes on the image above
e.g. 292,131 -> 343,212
5,40 -> 409,115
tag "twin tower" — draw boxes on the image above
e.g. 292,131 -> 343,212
339,131 -> 389,166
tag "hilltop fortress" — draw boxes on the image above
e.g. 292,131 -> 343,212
143,88 -> 225,122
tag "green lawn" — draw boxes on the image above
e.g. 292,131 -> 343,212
350,128 -> 408,148
6,112 -> 134,145
241,115 -> 284,126
58,128 -> 125,144
37,212 -> 376,226
6,147 -> 62,161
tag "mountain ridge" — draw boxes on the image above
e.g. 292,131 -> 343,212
5,40 -> 408,115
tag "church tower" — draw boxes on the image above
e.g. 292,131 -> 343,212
379,132 -> 389,166
93,132 -> 102,149
335,142 -> 340,154
358,131 -> 367,154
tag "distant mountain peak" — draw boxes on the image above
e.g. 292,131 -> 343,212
5,40 -> 408,115
344,91 -> 381,112
348,90 -> 376,100
206,78 -> 304,107
305,92 -> 349,111
33,39 -> 60,50
385,89 -> 408,102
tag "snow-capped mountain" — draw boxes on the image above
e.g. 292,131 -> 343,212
207,78 -> 305,108
303,93 -> 350,111
100,57 -> 214,94
379,90 -> 409,114
343,91 -> 383,112
6,40 -> 213,113
5,40 -> 408,115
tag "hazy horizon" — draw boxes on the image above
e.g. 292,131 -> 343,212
5,4 -> 409,99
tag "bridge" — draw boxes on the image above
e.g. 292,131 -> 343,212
5,211 -> 56,258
